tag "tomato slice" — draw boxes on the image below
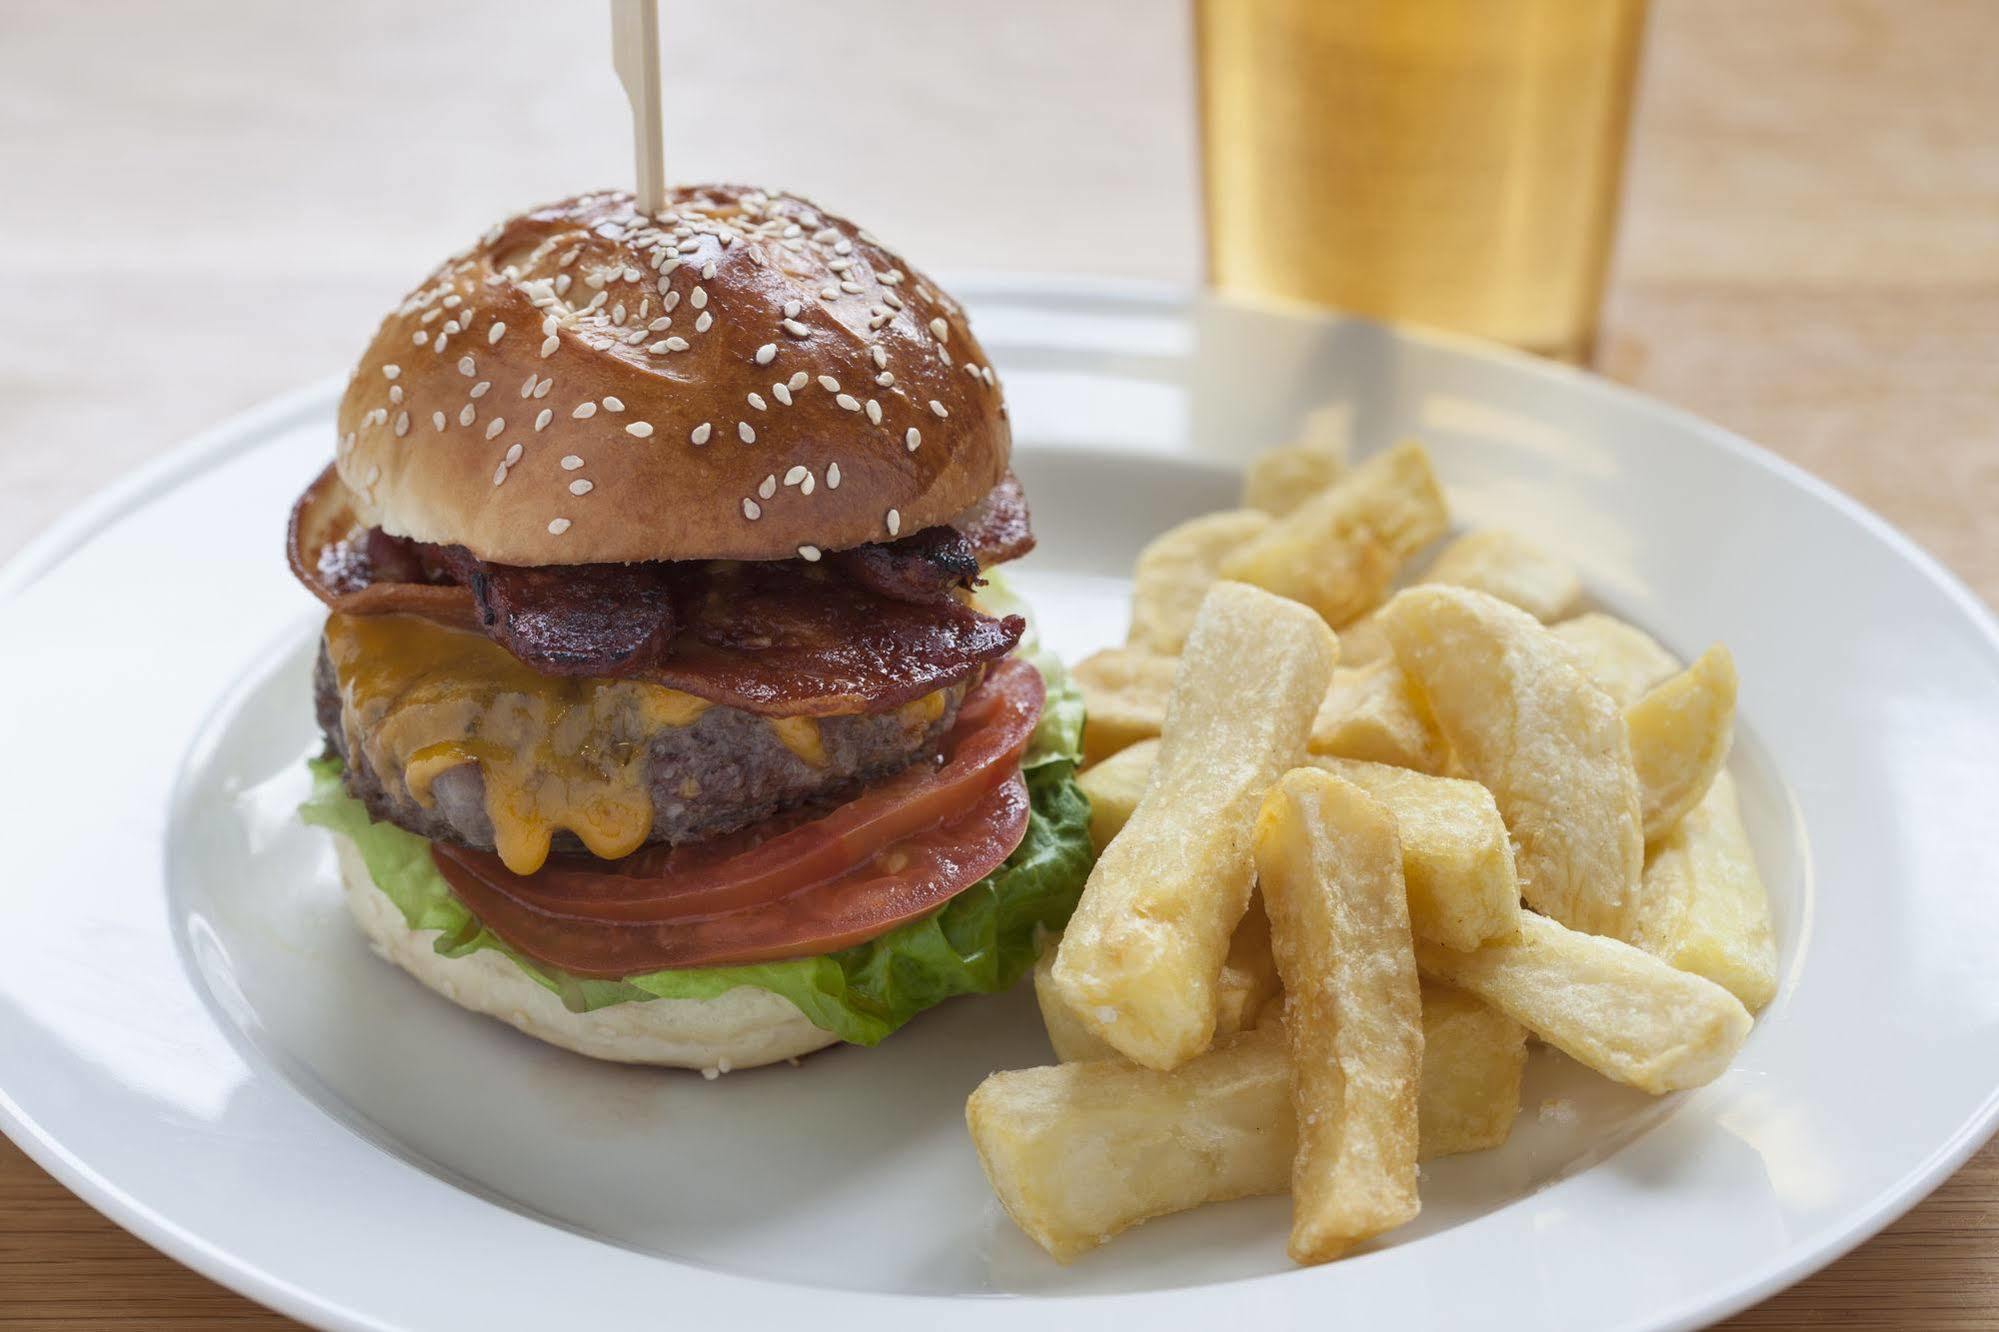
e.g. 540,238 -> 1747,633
429,657 -> 1045,975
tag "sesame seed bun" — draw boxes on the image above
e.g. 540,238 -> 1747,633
335,835 -> 840,1071
334,187 -> 1010,566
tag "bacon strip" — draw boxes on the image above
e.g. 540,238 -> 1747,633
953,471 -> 1035,566
286,464 -> 1028,714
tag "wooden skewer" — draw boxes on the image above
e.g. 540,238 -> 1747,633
611,0 -> 665,215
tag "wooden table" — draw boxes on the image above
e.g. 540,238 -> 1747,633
3,0 -> 1994,1325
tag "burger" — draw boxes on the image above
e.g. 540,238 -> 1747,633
289,187 -> 1091,1073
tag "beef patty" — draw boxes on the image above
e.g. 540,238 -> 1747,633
314,643 -> 966,862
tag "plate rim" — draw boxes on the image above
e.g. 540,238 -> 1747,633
5,277 -> 1999,1332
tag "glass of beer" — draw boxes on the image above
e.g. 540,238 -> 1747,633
1195,0 -> 1649,363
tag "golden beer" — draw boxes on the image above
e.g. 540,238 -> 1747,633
1196,0 -> 1648,361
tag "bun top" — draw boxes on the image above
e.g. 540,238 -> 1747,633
334,187 -> 1010,565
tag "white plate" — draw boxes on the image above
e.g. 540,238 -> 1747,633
4,281 -> 1998,1332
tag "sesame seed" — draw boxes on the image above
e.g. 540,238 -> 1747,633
690,422 -> 712,445
649,317 -> 673,331
929,400 -> 949,418
739,421 -> 757,443
784,465 -> 808,486
883,291 -> 904,310
393,411 -> 410,437
485,418 -> 506,439
828,463 -> 842,489
488,322 -> 507,345
572,401 -> 598,419
414,331 -> 428,345
756,343 -> 777,365
813,375 -> 836,392
457,355 -> 476,376
930,317 -> 950,341
695,312 -> 713,333
540,335 -> 559,357
691,287 -> 708,310
470,381 -> 491,399
886,509 -> 901,536
875,371 -> 895,387
432,411 -> 446,432
939,346 -> 953,367
389,385 -> 403,405
820,286 -> 839,300
748,392 -> 767,410
542,315 -> 560,336
788,371 -> 809,391
742,498 -> 761,520
647,341 -> 671,354
783,300 -> 802,318
548,518 -> 571,535
906,427 -> 921,451
836,394 -> 860,412
383,364 -> 402,380
443,320 -> 461,336
493,464 -> 509,486
665,336 -> 690,351
865,399 -> 882,424
569,479 -> 593,496
459,404 -> 477,427
504,443 -> 523,465
533,379 -> 552,399
520,372 -> 539,398
604,396 -> 625,411
703,261 -> 717,280
870,346 -> 888,369
561,454 -> 584,470
626,422 -> 655,438
663,291 -> 681,311
783,319 -> 810,338
773,382 -> 793,406
798,545 -> 821,562
758,474 -> 777,499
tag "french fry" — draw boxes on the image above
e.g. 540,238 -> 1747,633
1629,645 -> 1738,841
1074,737 -> 1157,852
1382,587 -> 1646,940
967,1026 -> 1295,1262
1415,911 -> 1752,1094
1308,757 -> 1521,951
1339,529 -> 1582,667
1126,509 -> 1275,655
1254,770 -> 1423,1263
972,989 -> 1522,1262
1242,438 -> 1349,516
1053,582 -> 1337,1070
1309,660 -> 1449,774
1636,772 -> 1778,1010
1072,647 -> 1177,768
1219,440 -> 1450,627
1551,612 -> 1682,707
1418,982 -> 1528,1156
1036,902 -> 1280,1063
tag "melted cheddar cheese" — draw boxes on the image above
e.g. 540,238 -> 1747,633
324,613 -> 711,874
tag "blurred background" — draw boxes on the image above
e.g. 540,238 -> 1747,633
3,0 -> 1996,1325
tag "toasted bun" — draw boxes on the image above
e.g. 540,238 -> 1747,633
335,186 -> 1009,565
334,836 -> 839,1071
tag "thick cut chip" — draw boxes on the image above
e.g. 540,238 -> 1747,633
1382,587 -> 1646,939
1418,981 -> 1527,1156
1035,902 -> 1279,1063
1551,612 -> 1682,707
1242,439 -> 1349,516
970,990 -> 1524,1262
1254,769 -> 1423,1264
1309,660 -> 1448,774
1415,911 -> 1753,1094
1072,647 -> 1177,768
1629,644 -> 1738,841
1075,737 -> 1158,852
1636,772 -> 1778,1010
1309,757 -> 1520,950
1126,509 -> 1275,655
1054,582 -> 1337,1070
1219,440 -> 1450,627
1341,528 -> 1581,667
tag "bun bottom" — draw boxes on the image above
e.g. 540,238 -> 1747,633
333,835 -> 841,1072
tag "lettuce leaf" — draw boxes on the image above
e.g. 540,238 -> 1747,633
300,650 -> 1092,1047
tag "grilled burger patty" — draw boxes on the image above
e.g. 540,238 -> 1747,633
313,644 -> 967,862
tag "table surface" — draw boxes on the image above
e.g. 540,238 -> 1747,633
4,0 -> 1997,1326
